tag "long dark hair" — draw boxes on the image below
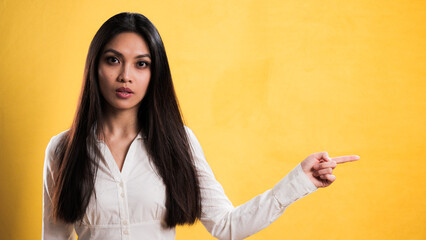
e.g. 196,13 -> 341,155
51,12 -> 201,228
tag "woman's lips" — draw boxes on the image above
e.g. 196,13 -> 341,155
116,87 -> 134,99
116,91 -> 133,98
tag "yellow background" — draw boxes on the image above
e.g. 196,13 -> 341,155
0,0 -> 425,239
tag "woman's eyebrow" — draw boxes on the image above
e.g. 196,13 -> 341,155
103,48 -> 151,59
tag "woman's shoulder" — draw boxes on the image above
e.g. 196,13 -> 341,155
183,125 -> 199,145
183,125 -> 194,136
183,125 -> 205,155
45,129 -> 70,157
43,129 -> 70,177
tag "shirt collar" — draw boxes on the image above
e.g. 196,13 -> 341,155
91,123 -> 144,143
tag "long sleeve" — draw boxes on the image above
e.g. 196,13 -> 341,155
185,127 -> 318,240
42,134 -> 76,240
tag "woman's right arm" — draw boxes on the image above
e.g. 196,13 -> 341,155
42,134 -> 76,240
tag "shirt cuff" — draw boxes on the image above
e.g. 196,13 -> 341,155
272,163 -> 318,208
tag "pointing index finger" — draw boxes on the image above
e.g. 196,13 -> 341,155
331,155 -> 360,164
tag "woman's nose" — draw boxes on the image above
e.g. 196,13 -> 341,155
118,64 -> 133,83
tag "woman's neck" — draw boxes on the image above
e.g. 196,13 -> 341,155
97,107 -> 140,141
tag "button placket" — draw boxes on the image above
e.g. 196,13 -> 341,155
118,179 -> 130,238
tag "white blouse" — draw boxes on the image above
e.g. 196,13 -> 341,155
42,126 -> 317,240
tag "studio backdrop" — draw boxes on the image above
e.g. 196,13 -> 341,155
0,0 -> 424,239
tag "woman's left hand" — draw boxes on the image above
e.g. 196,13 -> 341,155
300,152 -> 360,188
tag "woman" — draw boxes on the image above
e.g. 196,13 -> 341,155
42,12 -> 359,240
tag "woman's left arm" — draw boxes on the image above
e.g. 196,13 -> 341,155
42,135 -> 76,240
185,127 -> 359,240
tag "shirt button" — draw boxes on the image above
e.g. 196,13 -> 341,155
123,230 -> 129,235
120,182 -> 124,187
120,192 -> 125,198
123,220 -> 128,225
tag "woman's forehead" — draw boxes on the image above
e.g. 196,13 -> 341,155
103,32 -> 150,56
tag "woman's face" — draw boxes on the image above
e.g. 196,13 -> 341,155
98,32 -> 151,113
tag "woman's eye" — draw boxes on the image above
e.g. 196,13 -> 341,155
137,61 -> 149,68
107,57 -> 119,64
